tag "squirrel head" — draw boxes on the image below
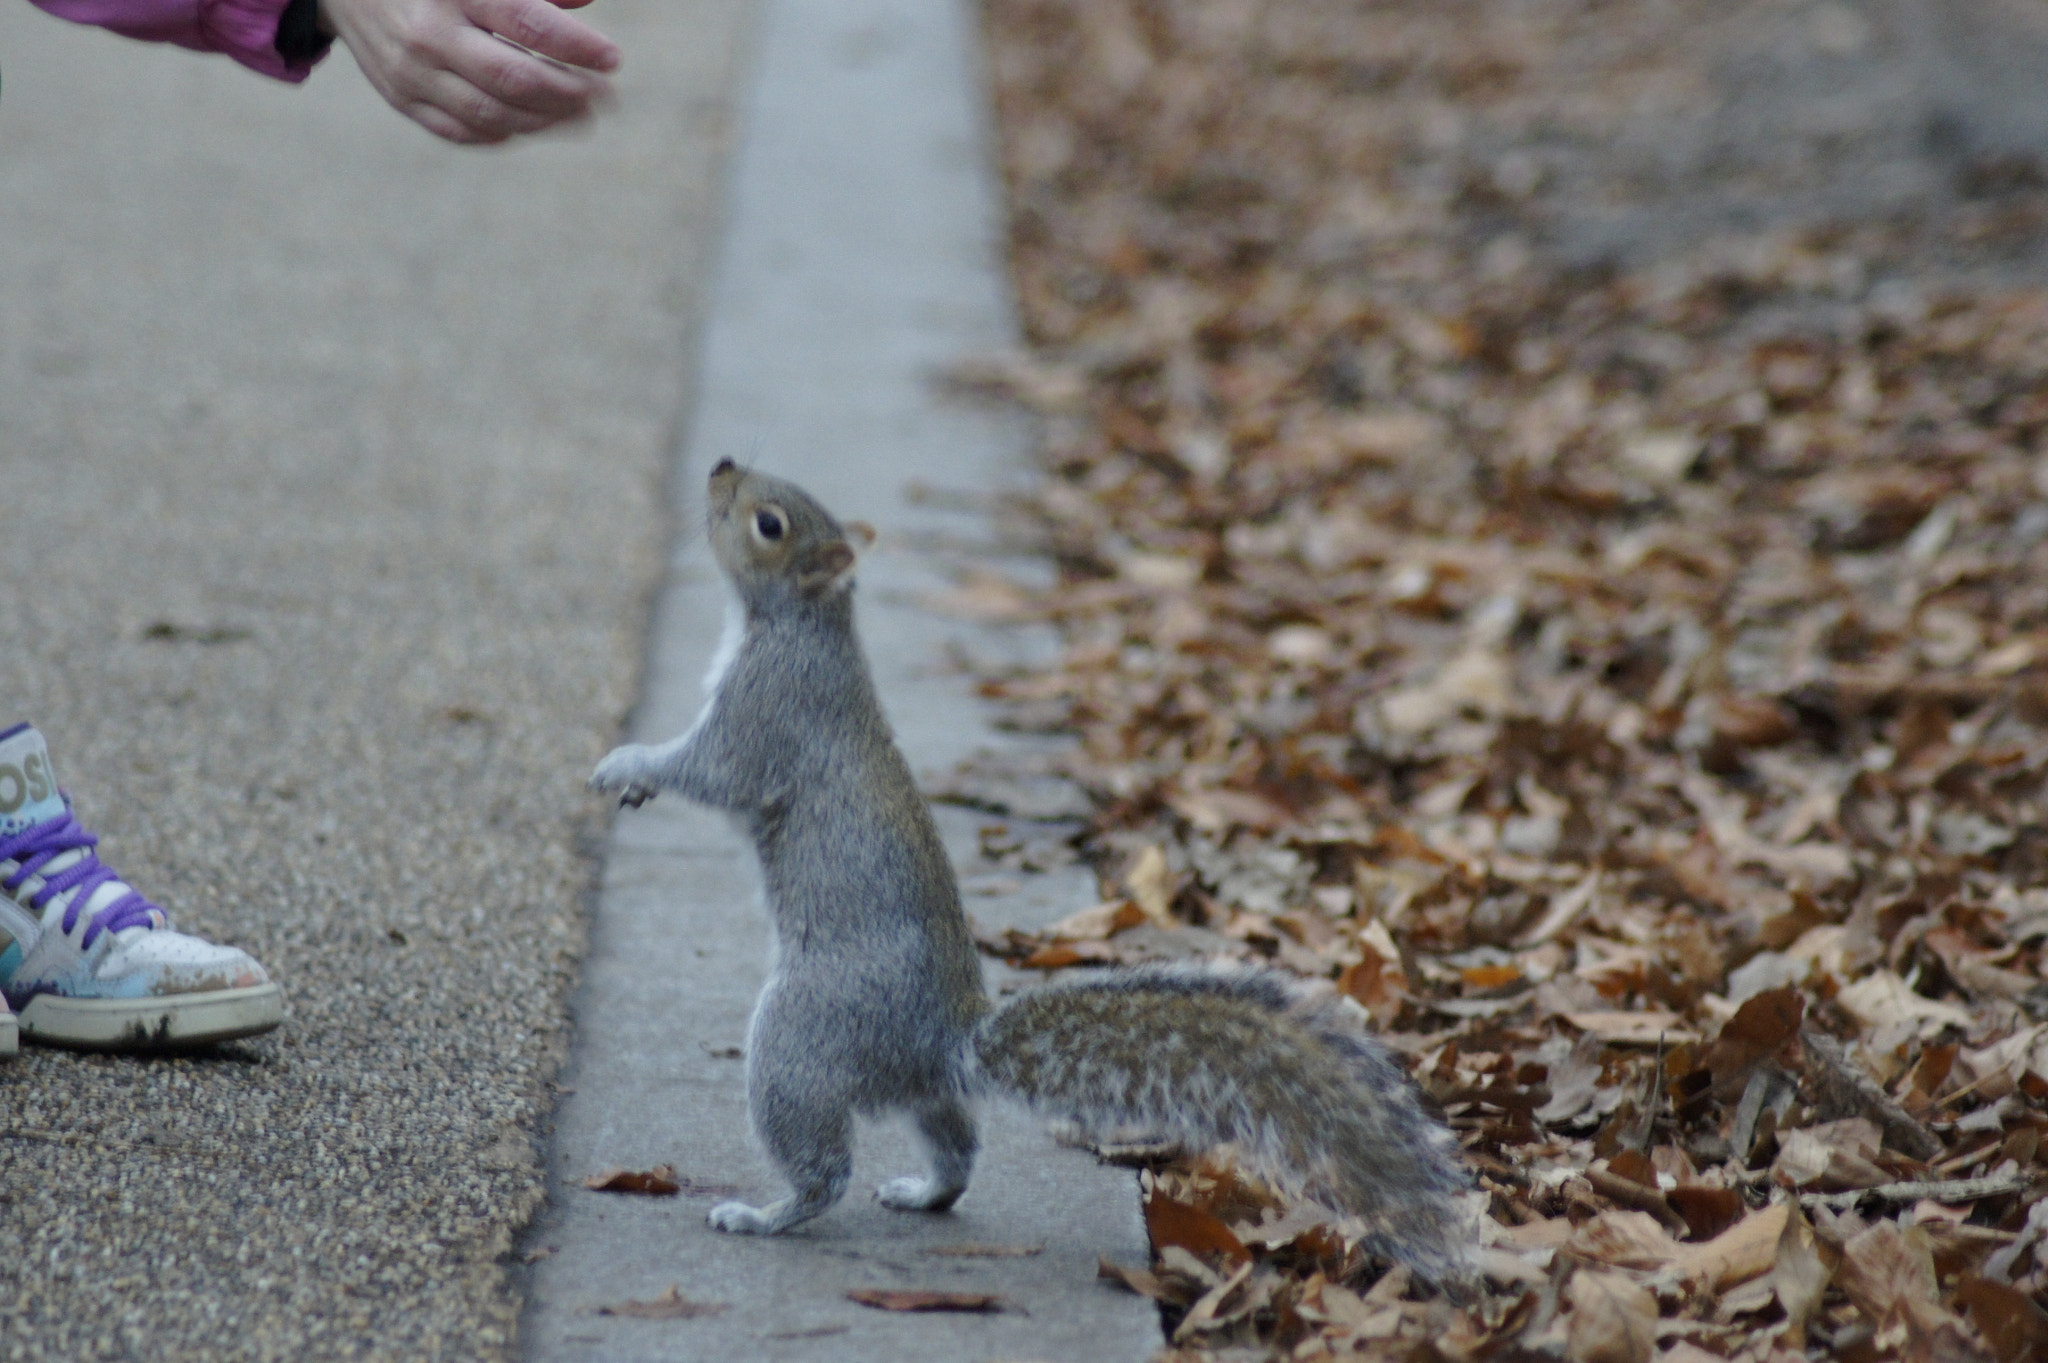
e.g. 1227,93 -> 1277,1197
706,459 -> 876,604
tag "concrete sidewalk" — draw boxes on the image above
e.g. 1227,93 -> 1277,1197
519,1 -> 1157,1359
0,3 -> 747,1358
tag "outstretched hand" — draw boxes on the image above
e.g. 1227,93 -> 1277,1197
319,0 -> 620,145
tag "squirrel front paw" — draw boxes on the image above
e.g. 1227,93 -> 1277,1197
708,1200 -> 774,1234
589,744 -> 661,808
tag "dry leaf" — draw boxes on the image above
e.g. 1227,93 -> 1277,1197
1834,972 -> 1977,1039
1098,1256 -> 1175,1301
1665,1185 -> 1747,1242
581,1166 -> 682,1196
1566,1211 -> 1683,1270
1955,1275 -> 2048,1363
1563,1011 -> 1698,1046
1123,844 -> 1177,925
1674,1203 -> 1791,1293
1836,1220 -> 1939,1323
846,1289 -> 1008,1313
1144,1186 -> 1252,1267
1772,1118 -> 1890,1191
1564,1270 -> 1658,1363
1770,1203 -> 1839,1348
595,1286 -> 726,1320
1704,987 -> 1805,1099
1045,899 -> 1148,940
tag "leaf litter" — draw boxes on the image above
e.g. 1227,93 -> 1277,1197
968,0 -> 2048,1357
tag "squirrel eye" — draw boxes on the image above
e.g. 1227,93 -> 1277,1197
754,508 -> 785,542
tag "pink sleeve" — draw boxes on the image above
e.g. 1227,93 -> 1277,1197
28,0 -> 320,82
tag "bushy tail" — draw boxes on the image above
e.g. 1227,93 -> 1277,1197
970,961 -> 1470,1284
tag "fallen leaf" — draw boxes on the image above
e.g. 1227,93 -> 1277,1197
1704,986 -> 1805,1101
1045,899 -> 1148,940
1836,1219 -> 1939,1323
1566,1210 -> 1683,1270
1172,1258 -> 1259,1343
1834,971 -> 1976,1039
1772,1118 -> 1890,1191
1380,649 -> 1514,736
595,1286 -> 727,1320
847,1289 -> 1007,1313
1562,1011 -> 1698,1046
1955,1275 -> 2048,1363
1123,844 -> 1177,925
1516,871 -> 1601,947
1098,1256 -> 1175,1300
1674,1203 -> 1791,1293
1665,1185 -> 1747,1242
581,1166 -> 682,1196
1564,1269 -> 1657,1363
1145,1186 -> 1252,1267
1770,1203 -> 1838,1348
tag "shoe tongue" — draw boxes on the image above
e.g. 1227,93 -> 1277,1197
0,725 -> 67,838
0,725 -> 145,936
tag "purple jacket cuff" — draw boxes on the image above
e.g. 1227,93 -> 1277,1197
29,0 -> 323,82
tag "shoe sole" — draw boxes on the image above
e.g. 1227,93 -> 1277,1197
0,1009 -> 15,1058
18,982 -> 284,1050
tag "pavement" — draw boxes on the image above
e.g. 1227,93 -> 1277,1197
0,0 -> 1156,1359
517,0 -> 1156,1358
0,3 -> 748,1359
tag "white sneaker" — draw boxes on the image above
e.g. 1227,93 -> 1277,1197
0,723 -> 284,1048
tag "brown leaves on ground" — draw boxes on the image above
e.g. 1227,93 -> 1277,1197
974,0 -> 2048,1358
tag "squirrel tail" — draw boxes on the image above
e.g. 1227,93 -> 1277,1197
970,961 -> 1470,1284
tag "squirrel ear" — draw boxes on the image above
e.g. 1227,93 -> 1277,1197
797,540 -> 857,592
845,520 -> 877,549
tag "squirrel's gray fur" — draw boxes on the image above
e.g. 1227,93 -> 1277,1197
590,461 -> 1470,1284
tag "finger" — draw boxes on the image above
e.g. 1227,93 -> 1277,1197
440,25 -> 607,118
462,0 -> 620,72
410,67 -> 578,142
407,101 -> 489,145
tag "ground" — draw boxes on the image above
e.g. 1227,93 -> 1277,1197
964,2 -> 2048,1357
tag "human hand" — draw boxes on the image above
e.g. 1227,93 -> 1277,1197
318,0 -> 621,145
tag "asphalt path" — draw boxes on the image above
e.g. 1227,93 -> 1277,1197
0,3 -> 748,1358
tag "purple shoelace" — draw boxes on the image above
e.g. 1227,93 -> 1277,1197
0,809 -> 163,947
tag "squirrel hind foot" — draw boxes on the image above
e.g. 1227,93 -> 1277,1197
875,1175 -> 965,1213
708,1199 -> 788,1234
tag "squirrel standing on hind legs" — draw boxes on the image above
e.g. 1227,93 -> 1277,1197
589,460 -> 1472,1284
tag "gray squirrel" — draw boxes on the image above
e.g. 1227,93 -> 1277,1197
589,460 -> 1470,1283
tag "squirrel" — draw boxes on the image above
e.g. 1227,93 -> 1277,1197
589,460 -> 1471,1284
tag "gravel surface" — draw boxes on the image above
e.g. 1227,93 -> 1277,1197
0,3 -> 750,1358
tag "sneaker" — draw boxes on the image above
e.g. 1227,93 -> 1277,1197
0,723 -> 284,1048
